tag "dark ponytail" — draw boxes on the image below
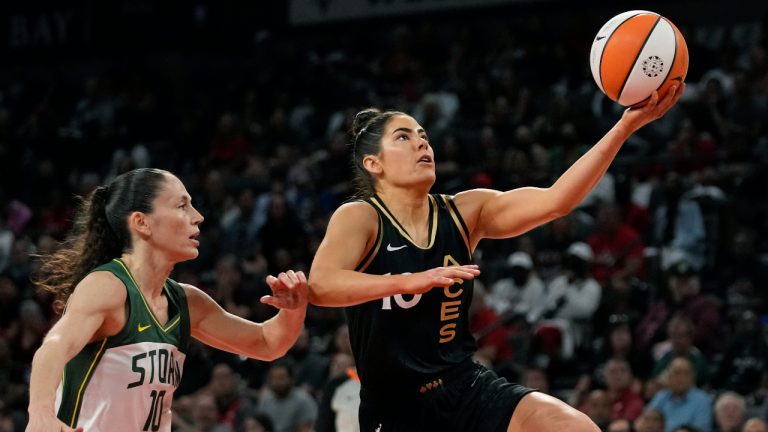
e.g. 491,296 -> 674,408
350,108 -> 405,198
34,168 -> 169,310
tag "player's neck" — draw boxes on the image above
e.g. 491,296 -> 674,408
120,249 -> 173,298
377,188 -> 430,230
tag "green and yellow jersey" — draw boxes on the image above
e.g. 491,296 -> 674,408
55,258 -> 190,431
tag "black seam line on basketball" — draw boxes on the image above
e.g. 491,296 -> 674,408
598,11 -> 644,96
617,14 -> 662,105
654,17 -> 678,94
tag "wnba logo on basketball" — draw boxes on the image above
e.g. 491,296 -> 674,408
642,56 -> 664,77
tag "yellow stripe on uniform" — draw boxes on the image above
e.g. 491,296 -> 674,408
440,195 -> 472,258
113,259 -> 177,332
70,338 -> 108,427
357,212 -> 383,273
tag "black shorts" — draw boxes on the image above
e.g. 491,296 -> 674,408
359,360 -> 535,432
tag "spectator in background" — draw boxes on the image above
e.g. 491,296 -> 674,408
603,358 -> 645,422
650,173 -> 706,271
178,392 -> 233,432
646,357 -> 712,432
470,280 -> 514,367
6,299 -> 48,365
588,202 -> 646,333
520,366 -> 552,396
220,188 -> 261,256
530,214 -> 582,283
591,314 -> 654,385
635,410 -> 666,432
206,363 -> 256,430
287,327 -> 330,400
315,354 -> 360,432
256,360 -> 318,432
649,315 -> 711,387
258,193 -> 308,274
488,251 -> 546,322
0,274 -> 21,336
718,227 -> 767,316
583,389 -> 612,431
712,310 -> 768,396
537,241 -> 601,358
713,392 -> 746,432
240,414 -> 275,432
587,201 -> 645,288
637,258 -> 722,356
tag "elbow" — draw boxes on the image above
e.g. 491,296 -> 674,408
261,348 -> 289,362
259,334 -> 293,362
545,203 -> 571,221
548,189 -> 578,219
308,278 -> 332,307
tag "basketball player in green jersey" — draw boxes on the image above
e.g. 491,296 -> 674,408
26,168 -> 308,432
309,85 -> 683,431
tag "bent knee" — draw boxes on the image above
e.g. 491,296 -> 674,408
509,392 -> 600,432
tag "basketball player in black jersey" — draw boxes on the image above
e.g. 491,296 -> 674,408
308,85 -> 684,431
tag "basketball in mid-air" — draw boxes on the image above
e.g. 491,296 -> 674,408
589,10 -> 688,107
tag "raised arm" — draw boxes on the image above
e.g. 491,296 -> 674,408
308,201 -> 480,307
27,272 -> 127,432
185,270 -> 307,361
455,85 -> 684,248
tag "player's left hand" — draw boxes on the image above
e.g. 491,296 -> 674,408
261,270 -> 309,310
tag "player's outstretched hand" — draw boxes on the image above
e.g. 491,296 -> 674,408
403,264 -> 481,295
261,270 -> 309,310
621,83 -> 685,133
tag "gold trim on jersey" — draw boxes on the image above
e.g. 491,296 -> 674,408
70,338 -> 107,427
113,259 -> 179,333
369,195 -> 438,250
440,195 -> 472,258
356,211 -> 383,273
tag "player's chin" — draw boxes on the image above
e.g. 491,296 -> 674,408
412,170 -> 436,185
176,247 -> 200,262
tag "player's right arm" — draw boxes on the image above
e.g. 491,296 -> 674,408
308,201 -> 480,307
26,271 -> 126,432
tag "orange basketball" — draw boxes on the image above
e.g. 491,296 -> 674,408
590,10 -> 688,107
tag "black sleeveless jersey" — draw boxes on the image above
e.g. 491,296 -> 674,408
346,194 -> 477,396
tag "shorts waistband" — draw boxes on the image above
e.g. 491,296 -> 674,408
360,357 -> 478,403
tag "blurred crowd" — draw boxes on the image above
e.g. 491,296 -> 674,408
1,3 -> 768,432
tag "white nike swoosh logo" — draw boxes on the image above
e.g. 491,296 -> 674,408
386,243 -> 407,252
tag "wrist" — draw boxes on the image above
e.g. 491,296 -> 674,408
28,402 -> 55,415
278,305 -> 307,323
393,274 -> 416,295
614,118 -> 636,138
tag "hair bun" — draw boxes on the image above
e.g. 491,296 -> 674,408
352,108 -> 381,136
